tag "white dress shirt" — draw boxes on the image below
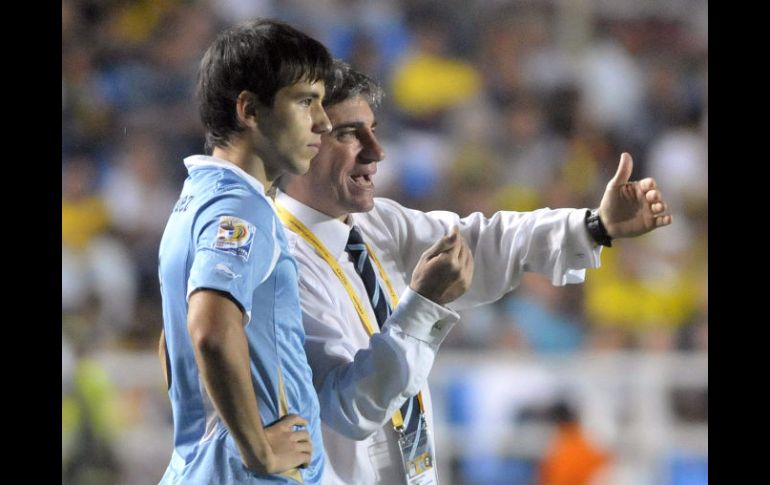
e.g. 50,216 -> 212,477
275,190 -> 602,485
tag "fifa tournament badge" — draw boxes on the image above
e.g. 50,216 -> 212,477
213,216 -> 256,260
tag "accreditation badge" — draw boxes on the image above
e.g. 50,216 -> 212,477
397,415 -> 437,485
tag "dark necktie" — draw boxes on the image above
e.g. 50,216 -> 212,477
345,226 -> 422,434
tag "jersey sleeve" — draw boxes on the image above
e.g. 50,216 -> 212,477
187,191 -> 280,320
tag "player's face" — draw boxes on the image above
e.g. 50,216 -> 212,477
299,95 -> 385,217
258,80 -> 331,177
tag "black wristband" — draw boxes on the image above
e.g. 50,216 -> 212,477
585,209 -> 612,247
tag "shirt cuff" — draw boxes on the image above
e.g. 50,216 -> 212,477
384,287 -> 460,345
567,208 -> 603,269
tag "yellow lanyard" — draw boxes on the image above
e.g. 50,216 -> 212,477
275,202 -> 424,429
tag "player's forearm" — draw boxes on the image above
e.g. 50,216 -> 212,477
159,329 -> 169,389
193,322 -> 274,467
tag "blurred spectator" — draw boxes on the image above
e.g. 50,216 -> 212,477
62,41 -> 114,155
493,91 -> 567,212
539,400 -> 611,485
392,10 -> 479,117
101,130 -> 178,342
62,342 -> 121,485
102,132 -> 177,251
577,21 -> 645,140
583,240 -> 700,350
502,274 -> 586,354
385,6 -> 484,208
646,123 -> 707,216
62,154 -> 137,344
444,142 -> 503,216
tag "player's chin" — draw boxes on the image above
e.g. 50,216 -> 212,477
288,156 -> 313,175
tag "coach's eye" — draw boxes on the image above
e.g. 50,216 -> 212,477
337,130 -> 357,141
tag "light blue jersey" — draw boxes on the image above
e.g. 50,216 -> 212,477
158,155 -> 323,485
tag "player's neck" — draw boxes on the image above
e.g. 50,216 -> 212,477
212,145 -> 273,188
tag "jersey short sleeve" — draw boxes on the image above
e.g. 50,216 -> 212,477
187,191 -> 280,319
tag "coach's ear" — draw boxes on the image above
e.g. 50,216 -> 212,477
236,90 -> 259,129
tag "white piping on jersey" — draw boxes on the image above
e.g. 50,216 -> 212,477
262,217 -> 281,285
199,382 -> 221,445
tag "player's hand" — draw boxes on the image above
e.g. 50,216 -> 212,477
598,152 -> 673,239
410,226 -> 474,305
244,414 -> 312,474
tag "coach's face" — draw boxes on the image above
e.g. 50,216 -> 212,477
294,95 -> 385,218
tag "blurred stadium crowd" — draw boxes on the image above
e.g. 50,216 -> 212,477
62,1 -> 706,484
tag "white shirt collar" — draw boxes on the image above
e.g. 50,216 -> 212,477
275,189 -> 352,259
184,155 -> 267,196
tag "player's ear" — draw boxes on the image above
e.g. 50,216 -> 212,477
236,90 -> 259,129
